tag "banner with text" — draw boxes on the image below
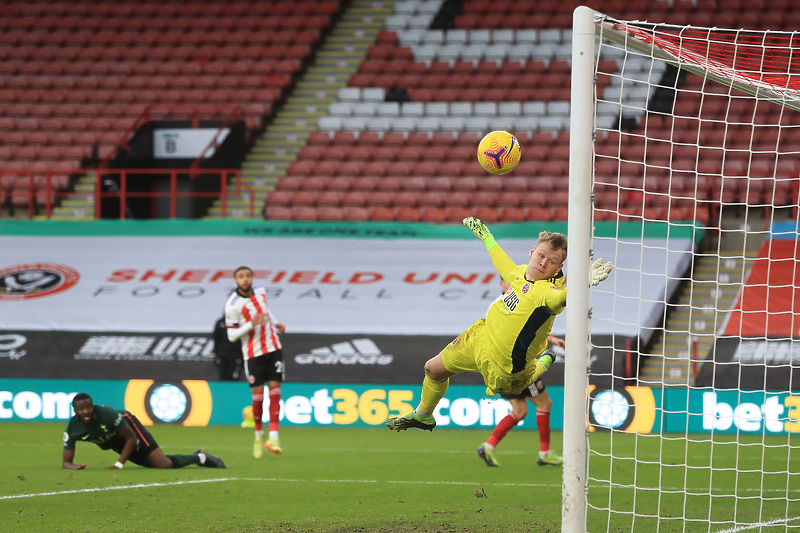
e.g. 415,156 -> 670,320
0,221 -> 692,339
0,330 -> 624,386
3,378 -> 797,435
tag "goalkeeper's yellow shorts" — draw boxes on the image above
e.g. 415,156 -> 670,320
440,319 -> 547,396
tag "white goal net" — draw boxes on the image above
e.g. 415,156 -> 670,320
565,7 -> 800,532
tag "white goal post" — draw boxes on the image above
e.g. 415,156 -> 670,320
566,6 -> 800,532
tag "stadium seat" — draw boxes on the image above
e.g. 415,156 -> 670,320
499,206 -> 527,222
421,206 -> 447,222
317,206 -> 345,221
395,206 -> 422,222
317,191 -> 342,207
341,190 -> 368,207
290,206 -> 319,221
265,190 -> 292,207
325,176 -> 353,192
351,176 -> 378,191
365,190 -> 394,207
418,191 -> 445,208
369,206 -> 396,221
343,206 -> 370,221
291,191 -> 317,207
391,190 -> 417,207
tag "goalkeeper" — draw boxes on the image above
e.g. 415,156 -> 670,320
386,217 -> 612,432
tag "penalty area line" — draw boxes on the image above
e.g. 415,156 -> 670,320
0,477 -> 551,500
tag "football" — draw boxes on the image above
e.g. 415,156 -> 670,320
477,130 -> 521,175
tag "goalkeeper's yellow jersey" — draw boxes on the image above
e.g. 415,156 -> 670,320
484,244 -> 567,375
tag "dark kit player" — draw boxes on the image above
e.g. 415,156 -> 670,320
62,393 -> 225,470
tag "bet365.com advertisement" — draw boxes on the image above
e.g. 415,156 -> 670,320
2,378 -> 799,435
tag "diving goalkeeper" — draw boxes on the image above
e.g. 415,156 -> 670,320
385,217 -> 612,432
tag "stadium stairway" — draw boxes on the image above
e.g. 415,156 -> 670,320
204,0 -> 394,218
47,173 -> 96,219
641,248 -> 760,387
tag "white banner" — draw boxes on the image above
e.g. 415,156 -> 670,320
0,235 -> 690,336
153,128 -> 230,159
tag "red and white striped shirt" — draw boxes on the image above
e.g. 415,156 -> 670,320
224,287 -> 282,360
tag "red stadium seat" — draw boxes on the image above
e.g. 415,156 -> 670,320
357,131 -> 381,145
395,206 -> 421,222
317,206 -> 345,221
421,207 -> 447,222
291,190 -> 317,207
265,190 -> 292,207
321,145 -> 347,161
369,206 -> 395,221
264,204 -> 292,220
499,207 -> 527,222
393,191 -> 418,207
418,191 -> 445,208
352,176 -> 380,191
290,206 -> 319,221
473,206 -> 500,223
317,191 -> 342,207
343,206 -> 370,221
308,131 -> 332,145
341,190 -> 368,207
325,176 -> 353,191
367,189 -> 394,207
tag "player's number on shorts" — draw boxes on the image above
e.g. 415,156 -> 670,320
332,389 -> 414,425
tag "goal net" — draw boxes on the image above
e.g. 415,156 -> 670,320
565,7 -> 800,532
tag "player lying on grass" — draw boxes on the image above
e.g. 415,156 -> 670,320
386,217 -> 612,432
62,393 -> 225,470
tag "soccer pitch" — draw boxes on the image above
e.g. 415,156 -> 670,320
1,422 -> 796,532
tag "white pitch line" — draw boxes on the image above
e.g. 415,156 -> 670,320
3,477 -> 796,502
0,477 -> 551,501
712,515 -> 800,532
0,478 -> 238,500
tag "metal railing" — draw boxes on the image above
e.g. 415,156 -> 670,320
0,167 -> 255,219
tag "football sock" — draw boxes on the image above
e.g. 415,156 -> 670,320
167,454 -> 201,468
252,391 -> 264,432
537,409 -> 551,453
269,431 -> 279,441
487,412 -> 521,448
418,375 -> 449,414
268,385 -> 281,432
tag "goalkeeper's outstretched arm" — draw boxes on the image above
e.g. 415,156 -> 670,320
463,217 -> 518,282
463,216 -> 497,251
590,258 -> 613,287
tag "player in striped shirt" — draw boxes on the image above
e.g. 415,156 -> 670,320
386,217 -> 612,434
225,266 -> 286,458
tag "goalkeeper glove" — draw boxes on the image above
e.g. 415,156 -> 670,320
463,216 -> 498,251
590,258 -> 613,287
537,350 -> 557,372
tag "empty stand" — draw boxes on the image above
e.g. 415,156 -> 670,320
1,0 -> 344,216
259,1 -> 796,223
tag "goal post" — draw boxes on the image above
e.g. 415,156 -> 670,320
563,6 -> 596,533
566,6 -> 800,532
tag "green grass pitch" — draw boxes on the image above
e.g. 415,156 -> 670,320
2,422 -> 797,532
